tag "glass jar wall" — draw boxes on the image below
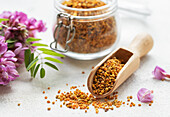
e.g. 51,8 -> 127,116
52,0 -> 120,60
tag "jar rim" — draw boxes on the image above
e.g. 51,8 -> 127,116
54,0 -> 118,19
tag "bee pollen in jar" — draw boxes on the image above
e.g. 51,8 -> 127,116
55,0 -> 118,54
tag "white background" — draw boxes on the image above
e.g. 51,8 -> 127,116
0,0 -> 170,117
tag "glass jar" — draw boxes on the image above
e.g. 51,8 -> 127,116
51,0 -> 120,60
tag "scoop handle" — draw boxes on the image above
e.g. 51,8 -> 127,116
129,33 -> 154,58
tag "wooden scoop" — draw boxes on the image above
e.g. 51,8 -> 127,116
87,33 -> 154,98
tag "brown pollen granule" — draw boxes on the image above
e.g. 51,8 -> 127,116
70,86 -> 77,90
131,102 -> 135,106
105,108 -> 109,112
44,96 -> 48,99
47,100 -> 50,104
43,91 -> 45,94
48,87 -> 51,90
58,90 -> 61,94
92,57 -> 124,95
47,107 -> 51,111
149,103 -> 152,106
18,103 -> 21,106
138,104 -> 141,107
110,107 -> 114,110
82,71 -> 85,74
115,94 -> 118,99
95,108 -> 99,114
52,102 -> 55,105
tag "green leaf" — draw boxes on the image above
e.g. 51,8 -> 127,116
26,58 -> 39,71
38,48 -> 54,52
26,37 -> 41,43
31,43 -> 48,47
40,68 -> 45,78
44,57 -> 63,64
45,62 -> 59,71
24,49 -> 31,68
0,18 -> 9,23
38,48 -> 65,57
30,54 -> 37,77
6,39 -> 18,44
33,64 -> 40,78
43,51 -> 65,57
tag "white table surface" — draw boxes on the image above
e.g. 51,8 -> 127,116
0,0 -> 170,117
